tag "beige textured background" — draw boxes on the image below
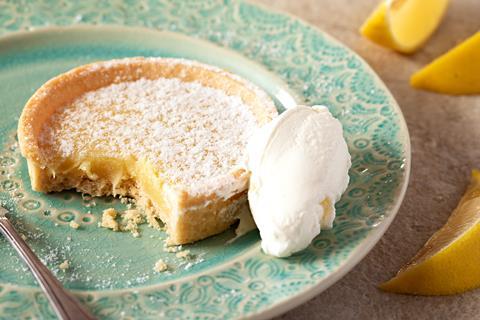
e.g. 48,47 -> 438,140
255,0 -> 480,319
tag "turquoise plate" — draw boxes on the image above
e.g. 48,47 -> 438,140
0,1 -> 410,319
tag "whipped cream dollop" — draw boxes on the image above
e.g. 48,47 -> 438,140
247,105 -> 351,257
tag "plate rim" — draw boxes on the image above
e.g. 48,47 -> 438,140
0,1 -> 411,319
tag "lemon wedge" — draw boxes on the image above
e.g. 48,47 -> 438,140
381,170 -> 480,295
411,32 -> 480,94
360,0 -> 449,53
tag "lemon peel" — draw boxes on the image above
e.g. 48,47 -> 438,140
381,170 -> 480,295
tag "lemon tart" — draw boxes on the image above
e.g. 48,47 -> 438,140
18,57 -> 277,244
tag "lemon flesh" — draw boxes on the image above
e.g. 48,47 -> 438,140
411,32 -> 480,95
360,0 -> 449,53
381,170 -> 480,295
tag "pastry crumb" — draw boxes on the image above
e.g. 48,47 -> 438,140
59,260 -> 70,271
121,209 -> 143,236
100,208 -> 145,236
163,245 -> 179,253
85,201 -> 96,208
20,233 -> 27,241
153,259 -> 168,273
144,209 -> 163,230
123,209 -> 141,221
101,208 -> 119,231
176,250 -> 190,259
120,196 -> 135,205
69,221 -> 80,229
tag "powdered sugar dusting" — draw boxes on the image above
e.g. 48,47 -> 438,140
83,57 -> 274,110
40,77 -> 259,196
